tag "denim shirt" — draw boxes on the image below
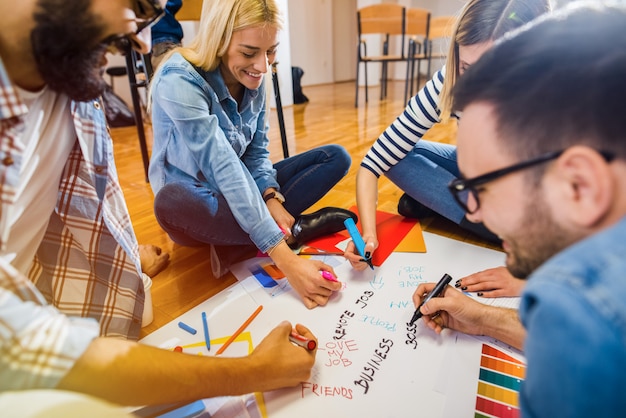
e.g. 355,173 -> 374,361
519,216 -> 626,417
149,53 -> 283,252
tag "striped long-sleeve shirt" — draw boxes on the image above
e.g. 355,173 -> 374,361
361,69 -> 445,177
0,58 -> 144,391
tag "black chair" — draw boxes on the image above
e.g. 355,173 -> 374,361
105,42 -> 153,182
123,44 -> 153,182
271,62 -> 290,159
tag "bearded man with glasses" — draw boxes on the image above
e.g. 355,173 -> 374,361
412,2 -> 626,417
0,0 -> 317,412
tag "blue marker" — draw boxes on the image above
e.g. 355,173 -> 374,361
344,218 -> 374,270
178,321 -> 197,335
201,312 -> 211,351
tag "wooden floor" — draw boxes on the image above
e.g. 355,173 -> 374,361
110,79 -> 499,338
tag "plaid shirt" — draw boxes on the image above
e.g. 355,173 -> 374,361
0,59 -> 144,390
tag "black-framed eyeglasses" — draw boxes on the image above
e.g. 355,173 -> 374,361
132,0 -> 165,33
448,149 -> 615,214
102,0 -> 165,54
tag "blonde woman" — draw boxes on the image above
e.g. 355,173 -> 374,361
150,0 -> 355,308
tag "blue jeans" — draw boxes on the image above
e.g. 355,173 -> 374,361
386,140 -> 465,224
154,145 -> 351,247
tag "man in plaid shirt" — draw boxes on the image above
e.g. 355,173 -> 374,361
0,0 -> 318,410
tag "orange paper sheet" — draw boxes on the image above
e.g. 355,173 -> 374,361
305,206 -> 426,266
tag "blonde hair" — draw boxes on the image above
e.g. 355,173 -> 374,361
148,0 -> 283,109
438,0 -> 551,121
154,0 -> 283,73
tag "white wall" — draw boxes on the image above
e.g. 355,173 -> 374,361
287,0 -> 356,86
286,0 -> 463,87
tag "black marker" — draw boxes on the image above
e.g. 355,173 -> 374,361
409,274 -> 453,326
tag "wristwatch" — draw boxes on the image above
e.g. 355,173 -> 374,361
263,191 -> 285,204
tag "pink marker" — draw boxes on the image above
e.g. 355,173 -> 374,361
321,271 -> 346,290
320,270 -> 338,282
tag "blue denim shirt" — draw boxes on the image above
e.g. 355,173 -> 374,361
519,216 -> 626,417
149,53 -> 283,252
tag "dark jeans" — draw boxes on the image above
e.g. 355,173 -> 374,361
153,144 -> 351,247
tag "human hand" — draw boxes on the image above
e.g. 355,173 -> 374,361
344,235 -> 377,271
455,266 -> 525,297
274,250 -> 343,308
249,321 -> 317,391
266,199 -> 295,237
412,282 -> 491,336
139,244 -> 170,278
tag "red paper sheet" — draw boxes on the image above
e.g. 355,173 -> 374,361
304,206 -> 426,266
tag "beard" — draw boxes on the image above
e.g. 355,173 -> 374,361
505,191 -> 578,279
31,0 -> 109,101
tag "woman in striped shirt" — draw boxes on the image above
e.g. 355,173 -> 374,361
348,0 -> 550,297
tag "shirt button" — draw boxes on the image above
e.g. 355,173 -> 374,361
2,156 -> 14,166
94,101 -> 101,110
95,166 -> 104,173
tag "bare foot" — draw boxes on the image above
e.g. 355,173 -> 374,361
139,244 -> 170,278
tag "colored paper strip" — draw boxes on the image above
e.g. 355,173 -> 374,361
475,396 -> 520,418
482,344 -> 525,365
477,381 -> 519,407
480,356 -> 526,380
479,368 -> 523,392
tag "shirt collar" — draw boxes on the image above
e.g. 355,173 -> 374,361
0,57 -> 29,121
205,67 -> 260,104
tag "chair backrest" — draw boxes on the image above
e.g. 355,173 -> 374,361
406,8 -> 430,38
429,15 -> 456,40
176,0 -> 203,21
357,4 -> 406,59
358,3 -> 405,36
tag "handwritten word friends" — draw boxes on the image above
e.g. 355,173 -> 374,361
333,310 -> 355,340
353,338 -> 394,394
301,382 -> 353,400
